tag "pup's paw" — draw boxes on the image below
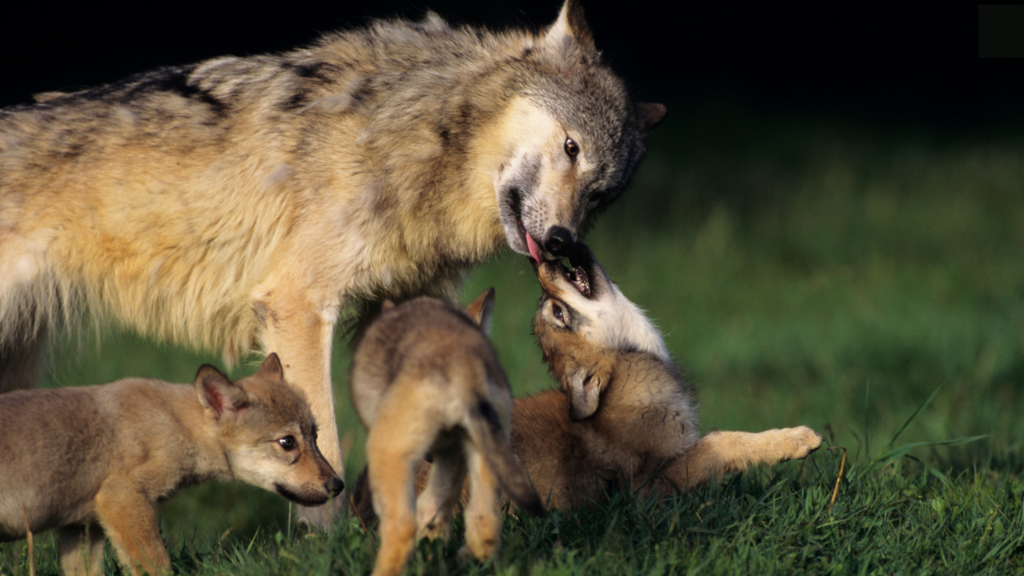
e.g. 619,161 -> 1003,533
780,426 -> 823,460
456,541 -> 498,565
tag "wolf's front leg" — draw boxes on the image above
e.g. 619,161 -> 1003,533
0,318 -> 46,393
256,291 -> 345,529
666,427 -> 822,492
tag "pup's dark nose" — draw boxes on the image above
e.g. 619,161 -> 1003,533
327,476 -> 345,497
544,226 -> 575,257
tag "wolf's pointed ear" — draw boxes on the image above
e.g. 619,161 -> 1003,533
196,365 -> 249,419
565,356 -> 613,421
541,0 -> 596,55
255,353 -> 284,381
465,288 -> 496,335
636,102 -> 667,134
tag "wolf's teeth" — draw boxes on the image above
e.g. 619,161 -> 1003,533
572,265 -> 591,297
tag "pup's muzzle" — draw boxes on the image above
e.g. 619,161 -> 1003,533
532,240 -> 598,299
327,476 -> 345,497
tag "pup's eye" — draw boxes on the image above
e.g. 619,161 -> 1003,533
278,436 -> 297,451
552,303 -> 564,323
564,137 -> 579,158
590,191 -> 607,205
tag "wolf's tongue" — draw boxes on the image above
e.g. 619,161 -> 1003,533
525,232 -> 543,263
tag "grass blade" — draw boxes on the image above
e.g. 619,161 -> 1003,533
883,384 -> 942,453
872,435 -> 988,465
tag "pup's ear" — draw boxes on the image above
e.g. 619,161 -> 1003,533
381,299 -> 397,312
196,365 -> 249,419
565,355 -> 613,421
465,288 -> 496,335
540,0 -> 596,55
636,102 -> 667,135
255,352 -> 284,381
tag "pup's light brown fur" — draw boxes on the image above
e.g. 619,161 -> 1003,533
350,290 -> 543,576
0,354 -> 343,576
0,1 -> 664,525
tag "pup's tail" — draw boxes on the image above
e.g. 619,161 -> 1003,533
466,398 -> 545,517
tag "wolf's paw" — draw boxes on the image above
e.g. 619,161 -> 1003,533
780,426 -> 823,460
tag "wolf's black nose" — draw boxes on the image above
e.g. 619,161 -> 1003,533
544,227 -> 575,257
328,477 -> 345,496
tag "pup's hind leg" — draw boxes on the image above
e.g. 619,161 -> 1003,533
366,394 -> 442,576
94,478 -> 170,576
416,449 -> 467,542
58,524 -> 105,576
667,427 -> 823,492
459,447 -> 503,563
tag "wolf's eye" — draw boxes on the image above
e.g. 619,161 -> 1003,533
564,137 -> 580,158
278,436 -> 297,451
552,303 -> 565,323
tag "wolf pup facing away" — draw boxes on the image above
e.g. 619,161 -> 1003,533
350,290 -> 543,576
0,354 -> 343,576
0,0 -> 665,525
511,243 -> 823,508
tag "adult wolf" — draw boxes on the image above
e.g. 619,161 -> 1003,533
0,0 -> 664,526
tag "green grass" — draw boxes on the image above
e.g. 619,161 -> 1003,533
3,99 -> 1023,574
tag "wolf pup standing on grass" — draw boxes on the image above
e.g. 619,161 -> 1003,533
0,0 -> 664,526
516,243 -> 823,508
0,354 -> 343,576
350,290 -> 543,576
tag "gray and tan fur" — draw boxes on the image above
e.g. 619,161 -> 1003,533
0,0 -> 665,525
0,354 -> 343,576
350,290 -> 543,576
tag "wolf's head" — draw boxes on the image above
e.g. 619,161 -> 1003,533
195,353 -> 344,506
532,242 -> 668,420
494,0 -> 666,262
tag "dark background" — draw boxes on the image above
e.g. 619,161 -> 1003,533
0,2 -> 1016,128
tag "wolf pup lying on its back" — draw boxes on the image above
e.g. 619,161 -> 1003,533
0,0 -> 665,525
350,290 -> 543,576
0,354 -> 343,576
514,243 -> 823,508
